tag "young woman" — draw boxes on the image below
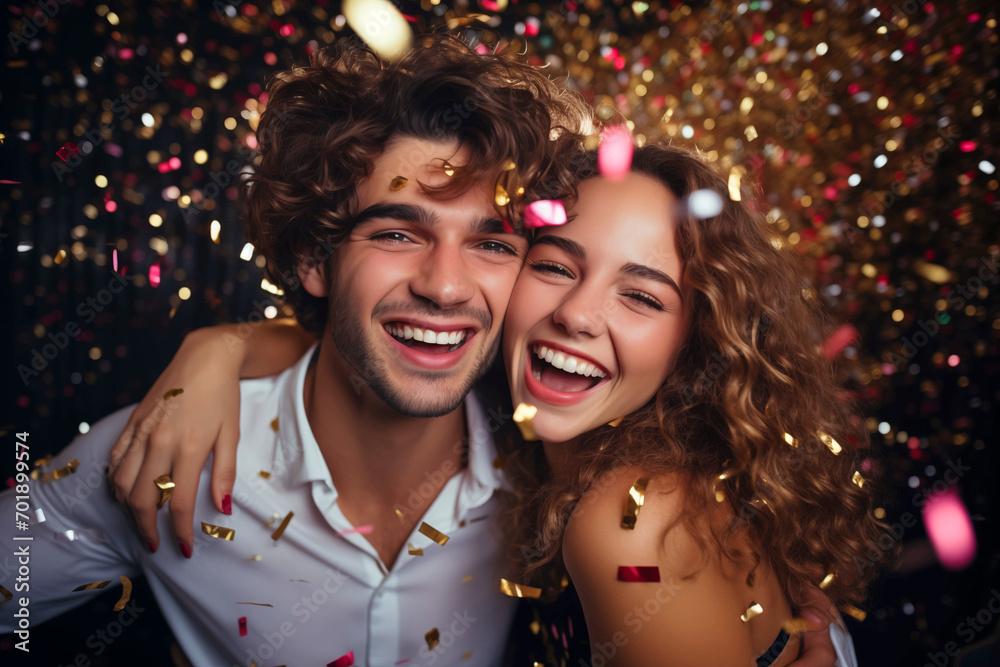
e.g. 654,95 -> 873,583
108,144 -> 888,665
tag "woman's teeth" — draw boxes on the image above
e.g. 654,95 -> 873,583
533,345 -> 606,378
385,324 -> 467,347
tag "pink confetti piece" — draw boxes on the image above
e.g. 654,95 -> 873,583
821,324 -> 859,359
149,261 -> 161,287
524,199 -> 568,229
238,616 -> 247,636
502,219 -> 514,233
328,651 -> 355,667
617,566 -> 661,582
338,525 -> 374,536
598,126 -> 633,181
0,180 -> 22,184
922,489 -> 976,570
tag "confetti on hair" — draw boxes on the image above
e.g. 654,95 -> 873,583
502,159 -> 517,171
500,578 -> 542,598
418,521 -> 450,546
342,0 -> 413,61
390,175 -> 408,191
783,432 -> 798,448
513,402 -> 539,441
617,566 -> 660,582
598,126 -> 633,181
271,511 -> 294,541
425,628 -> 440,650
73,580 -> 112,592
840,605 -> 867,622
741,602 -> 764,622
238,616 -> 247,636
820,324 -> 860,359
202,522 -> 235,541
328,652 -> 355,667
155,474 -> 175,509
819,572 -> 836,589
728,167 -> 743,201
607,416 -> 624,427
523,199 -> 567,228
113,576 -> 132,611
502,219 -> 514,233
851,471 -> 865,488
819,433 -> 843,455
621,477 -> 649,530
923,489 -> 976,570
495,183 -> 510,206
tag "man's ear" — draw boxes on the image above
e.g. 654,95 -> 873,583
297,259 -> 329,298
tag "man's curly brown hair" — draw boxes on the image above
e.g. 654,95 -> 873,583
238,31 -> 595,333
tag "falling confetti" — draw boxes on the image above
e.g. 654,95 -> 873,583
418,522 -> 450,546
922,489 -> 977,570
513,402 -> 539,441
342,0 -> 413,61
499,578 -> 542,599
741,602 -> 764,622
598,125 -> 633,181
523,199 -> 568,228
621,477 -> 649,530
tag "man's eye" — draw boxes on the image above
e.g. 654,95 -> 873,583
479,240 -> 517,255
372,231 -> 412,243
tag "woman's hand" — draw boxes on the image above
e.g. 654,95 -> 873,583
108,326 -> 244,557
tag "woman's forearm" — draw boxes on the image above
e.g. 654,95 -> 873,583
185,318 -> 318,379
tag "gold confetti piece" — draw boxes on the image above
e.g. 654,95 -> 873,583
54,249 -> 67,264
418,521 -> 450,546
841,605 -> 867,622
463,653 -> 473,660
728,167 -> 743,201
499,578 -> 542,599
442,161 -> 456,177
502,160 -> 516,171
114,576 -> 132,611
741,601 -> 764,622
270,417 -> 279,431
715,490 -> 726,503
154,474 -> 175,509
516,186 -> 525,196
163,387 -> 184,400
236,602 -> 274,607
782,617 -> 816,634
607,416 -> 624,427
407,543 -> 423,556
425,627 -> 440,651
39,459 -> 80,482
513,402 -> 538,441
395,508 -> 405,521
248,555 -> 262,561
390,175 -> 408,191
621,477 -> 649,530
819,572 -> 836,589
462,575 -> 474,583
491,454 -> 509,469
913,260 -> 954,284
852,471 -> 865,488
73,580 -> 112,592
819,433 -> 842,455
265,512 -> 282,528
271,511 -> 294,541
33,454 -> 52,468
495,183 -> 510,206
529,620 -> 540,634
783,432 -> 798,447
0,585 -> 12,608
745,125 -> 758,142
259,470 -> 271,479
202,522 -> 235,541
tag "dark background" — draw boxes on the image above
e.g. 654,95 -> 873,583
2,0 -> 999,665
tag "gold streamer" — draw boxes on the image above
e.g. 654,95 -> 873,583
271,511 -> 294,541
499,578 -> 542,599
621,477 -> 649,530
73,580 -> 112,592
741,601 -> 764,622
154,474 -> 175,509
114,576 -> 132,611
201,522 -> 235,541
418,522 -> 450,546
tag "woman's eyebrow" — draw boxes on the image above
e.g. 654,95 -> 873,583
621,263 -> 683,303
531,234 -> 585,259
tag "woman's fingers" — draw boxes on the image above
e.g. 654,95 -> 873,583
108,419 -> 137,480
210,419 -> 240,516
127,432 -> 175,553
168,450 -> 212,559
110,432 -> 146,506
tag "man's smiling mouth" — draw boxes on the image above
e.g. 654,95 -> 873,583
383,322 -> 471,354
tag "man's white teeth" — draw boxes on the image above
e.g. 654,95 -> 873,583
386,324 -> 466,346
533,345 -> 606,378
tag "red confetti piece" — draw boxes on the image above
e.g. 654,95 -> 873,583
617,566 -> 660,582
923,490 -> 976,570
502,219 -> 514,233
821,324 -> 859,359
598,126 -> 633,181
56,142 -> 80,162
238,616 -> 247,636
328,651 -> 355,667
524,200 -> 568,229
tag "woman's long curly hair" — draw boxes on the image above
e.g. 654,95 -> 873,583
239,31 -> 595,333
494,143 -> 894,612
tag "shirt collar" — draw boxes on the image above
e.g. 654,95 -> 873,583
271,341 -> 506,509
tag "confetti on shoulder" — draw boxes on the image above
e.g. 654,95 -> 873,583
418,521 -> 449,546
617,566 -> 660,582
499,578 -> 542,599
621,477 -> 649,530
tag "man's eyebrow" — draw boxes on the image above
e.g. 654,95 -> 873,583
621,263 -> 683,303
531,234 -> 586,259
352,203 -> 438,228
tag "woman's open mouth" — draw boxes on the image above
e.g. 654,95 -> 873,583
523,342 -> 611,406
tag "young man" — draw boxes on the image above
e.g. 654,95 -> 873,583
0,33 -> 591,666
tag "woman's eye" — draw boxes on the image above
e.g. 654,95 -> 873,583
623,291 -> 664,310
528,261 -> 573,278
478,240 -> 518,255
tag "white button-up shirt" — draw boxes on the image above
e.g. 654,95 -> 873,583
0,342 -> 517,666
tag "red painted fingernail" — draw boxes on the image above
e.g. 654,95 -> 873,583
147,541 -> 157,554
222,494 -> 232,515
179,542 -> 192,559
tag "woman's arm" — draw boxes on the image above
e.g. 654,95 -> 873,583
107,319 -> 317,556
